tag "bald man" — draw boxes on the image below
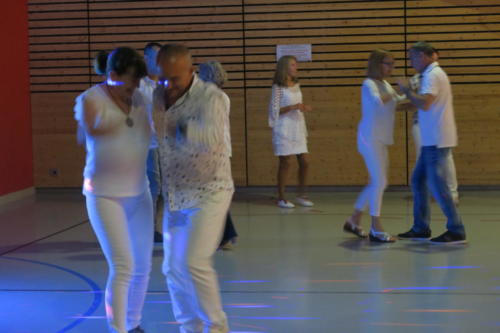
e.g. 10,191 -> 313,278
153,44 -> 233,333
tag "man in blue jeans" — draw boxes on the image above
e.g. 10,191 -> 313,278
397,41 -> 466,244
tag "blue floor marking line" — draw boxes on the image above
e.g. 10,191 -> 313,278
0,256 -> 102,333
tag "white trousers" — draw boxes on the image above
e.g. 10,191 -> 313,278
412,123 -> 459,200
86,191 -> 154,333
354,139 -> 388,217
162,191 -> 233,333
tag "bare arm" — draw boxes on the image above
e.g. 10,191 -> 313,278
396,99 -> 417,112
380,94 -> 393,104
398,78 -> 436,111
403,89 -> 436,111
280,103 -> 313,114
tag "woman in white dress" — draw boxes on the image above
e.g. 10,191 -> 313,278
74,47 -> 152,333
344,49 -> 404,242
269,55 -> 313,208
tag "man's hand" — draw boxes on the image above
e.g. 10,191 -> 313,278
397,77 -> 410,95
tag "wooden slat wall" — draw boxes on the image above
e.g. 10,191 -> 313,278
28,1 -> 500,187
28,0 -> 247,186
29,0 -> 90,187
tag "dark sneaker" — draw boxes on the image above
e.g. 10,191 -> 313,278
398,229 -> 431,240
430,231 -> 467,244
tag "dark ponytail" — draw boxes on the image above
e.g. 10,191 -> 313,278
93,50 -> 109,76
107,47 -> 147,79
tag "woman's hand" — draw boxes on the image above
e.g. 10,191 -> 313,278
396,101 -> 416,112
297,103 -> 313,112
396,77 -> 411,95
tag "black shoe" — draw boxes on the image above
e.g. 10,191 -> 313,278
128,326 -> 145,333
398,229 -> 431,240
430,231 -> 467,244
154,231 -> 163,243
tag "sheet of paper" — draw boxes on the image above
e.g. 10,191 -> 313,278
276,44 -> 312,62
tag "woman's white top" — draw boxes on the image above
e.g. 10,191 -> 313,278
74,84 -> 151,197
268,83 -> 308,156
358,78 -> 402,147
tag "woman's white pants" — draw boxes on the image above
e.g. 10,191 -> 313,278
354,139 -> 389,217
85,191 -> 154,333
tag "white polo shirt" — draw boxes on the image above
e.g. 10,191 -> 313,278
418,62 -> 458,148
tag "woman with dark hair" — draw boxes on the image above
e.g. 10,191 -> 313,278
74,47 -> 151,333
343,49 -> 404,243
269,55 -> 313,208
93,50 -> 109,77
199,60 -> 238,250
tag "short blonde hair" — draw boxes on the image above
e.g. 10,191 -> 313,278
273,55 -> 298,87
366,49 -> 393,80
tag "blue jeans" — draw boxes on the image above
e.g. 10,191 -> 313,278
412,146 -> 465,236
147,148 -> 163,229
147,148 -> 161,199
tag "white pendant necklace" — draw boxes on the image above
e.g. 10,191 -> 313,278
105,84 -> 134,127
125,116 -> 134,127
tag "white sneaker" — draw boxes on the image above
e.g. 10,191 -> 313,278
277,199 -> 295,208
296,197 -> 314,207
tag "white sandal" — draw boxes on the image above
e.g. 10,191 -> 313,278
343,220 -> 367,238
369,229 -> 396,243
296,196 -> 314,207
278,199 -> 295,208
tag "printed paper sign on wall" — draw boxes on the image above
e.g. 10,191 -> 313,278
276,44 -> 312,62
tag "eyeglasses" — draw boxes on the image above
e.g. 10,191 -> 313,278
382,62 -> 395,67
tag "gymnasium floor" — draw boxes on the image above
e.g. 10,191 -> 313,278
1,189 -> 500,333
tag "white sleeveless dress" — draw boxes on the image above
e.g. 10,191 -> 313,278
268,83 -> 308,156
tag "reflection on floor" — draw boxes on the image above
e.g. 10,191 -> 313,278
1,189 -> 500,333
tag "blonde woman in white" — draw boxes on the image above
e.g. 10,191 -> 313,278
344,49 -> 405,243
269,55 -> 313,208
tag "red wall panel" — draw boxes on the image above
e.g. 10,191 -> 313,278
0,0 -> 33,196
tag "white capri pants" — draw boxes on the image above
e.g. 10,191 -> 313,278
162,190 -> 233,333
412,123 -> 459,200
354,138 -> 389,217
86,191 -> 154,333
